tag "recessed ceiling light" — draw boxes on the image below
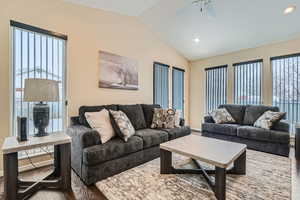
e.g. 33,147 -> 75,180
284,5 -> 296,15
194,38 -> 200,43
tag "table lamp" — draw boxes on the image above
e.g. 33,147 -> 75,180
24,78 -> 59,137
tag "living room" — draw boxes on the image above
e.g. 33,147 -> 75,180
0,0 -> 299,199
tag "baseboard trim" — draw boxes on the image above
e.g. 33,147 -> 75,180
191,128 -> 201,132
0,159 -> 53,177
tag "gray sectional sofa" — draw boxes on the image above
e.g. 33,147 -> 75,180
202,104 -> 290,157
67,104 -> 191,185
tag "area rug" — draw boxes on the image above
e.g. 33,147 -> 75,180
96,150 -> 291,200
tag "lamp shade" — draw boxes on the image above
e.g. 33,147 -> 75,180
24,79 -> 59,102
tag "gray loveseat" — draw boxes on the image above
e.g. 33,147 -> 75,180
67,104 -> 191,185
202,104 -> 290,157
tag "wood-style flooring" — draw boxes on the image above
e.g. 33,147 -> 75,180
0,145 -> 299,200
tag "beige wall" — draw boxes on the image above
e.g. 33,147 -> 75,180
190,37 -> 300,129
0,0 -> 190,171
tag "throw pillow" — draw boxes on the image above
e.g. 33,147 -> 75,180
84,109 -> 115,143
254,111 -> 286,130
209,108 -> 236,124
118,104 -> 147,130
151,108 -> 178,129
109,110 -> 135,142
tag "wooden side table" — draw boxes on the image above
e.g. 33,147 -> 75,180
296,123 -> 300,160
2,132 -> 71,200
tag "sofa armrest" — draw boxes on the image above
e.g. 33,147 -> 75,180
272,120 -> 290,132
66,125 -> 101,149
204,115 -> 215,123
70,116 -> 81,126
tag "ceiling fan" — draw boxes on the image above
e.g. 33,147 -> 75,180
190,0 -> 216,18
193,0 -> 212,12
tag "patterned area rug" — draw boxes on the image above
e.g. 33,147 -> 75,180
96,150 -> 291,200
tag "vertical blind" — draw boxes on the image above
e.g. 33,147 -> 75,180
172,67 -> 184,116
234,60 -> 263,105
205,65 -> 228,113
153,62 -> 169,108
272,53 -> 300,134
11,21 -> 67,137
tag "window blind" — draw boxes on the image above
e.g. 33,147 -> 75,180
272,53 -> 300,134
172,67 -> 185,116
205,65 -> 228,113
153,62 -> 169,108
11,21 -> 67,137
234,59 -> 263,105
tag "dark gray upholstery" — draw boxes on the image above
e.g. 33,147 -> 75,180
202,123 -> 240,136
135,129 -> 169,148
202,104 -> 290,157
163,127 -> 191,140
141,104 -> 161,128
118,104 -> 147,130
66,125 -> 101,177
67,104 -> 191,185
237,126 -> 289,144
79,105 -> 118,127
83,136 -> 143,166
218,104 -> 247,124
202,132 -> 290,157
81,146 -> 160,185
204,115 -> 215,123
243,105 -> 279,125
273,121 -> 290,132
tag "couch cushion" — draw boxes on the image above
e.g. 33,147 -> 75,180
141,104 -> 161,128
135,129 -> 169,148
202,123 -> 240,136
118,104 -> 147,130
79,105 -> 118,127
218,104 -> 247,124
237,126 -> 289,144
83,136 -> 143,166
163,126 -> 191,140
243,105 -> 279,125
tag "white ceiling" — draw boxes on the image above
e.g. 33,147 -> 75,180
65,0 -> 300,61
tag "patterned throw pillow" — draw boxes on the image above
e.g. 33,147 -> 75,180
254,111 -> 286,130
209,108 -> 236,124
151,108 -> 180,129
109,110 -> 135,142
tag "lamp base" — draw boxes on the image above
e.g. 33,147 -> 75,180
34,131 -> 49,137
33,102 -> 50,137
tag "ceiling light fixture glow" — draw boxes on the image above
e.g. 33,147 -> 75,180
284,5 -> 296,15
194,38 -> 200,43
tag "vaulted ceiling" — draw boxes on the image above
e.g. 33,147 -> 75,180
65,0 -> 300,61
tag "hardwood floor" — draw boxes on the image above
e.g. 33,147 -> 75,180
0,149 -> 299,200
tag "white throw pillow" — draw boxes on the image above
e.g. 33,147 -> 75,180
85,109 -> 115,143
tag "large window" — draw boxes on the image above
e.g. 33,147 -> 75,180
205,65 -> 227,113
234,59 -> 263,105
153,62 -> 169,108
172,67 -> 185,116
272,53 -> 300,134
11,21 -> 67,137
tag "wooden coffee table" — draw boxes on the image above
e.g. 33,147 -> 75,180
160,135 -> 247,200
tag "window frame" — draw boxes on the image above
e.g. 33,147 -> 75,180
153,62 -> 170,108
205,65 -> 228,113
10,20 -> 68,137
271,52 -> 300,134
233,59 -> 263,105
172,66 -> 185,116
